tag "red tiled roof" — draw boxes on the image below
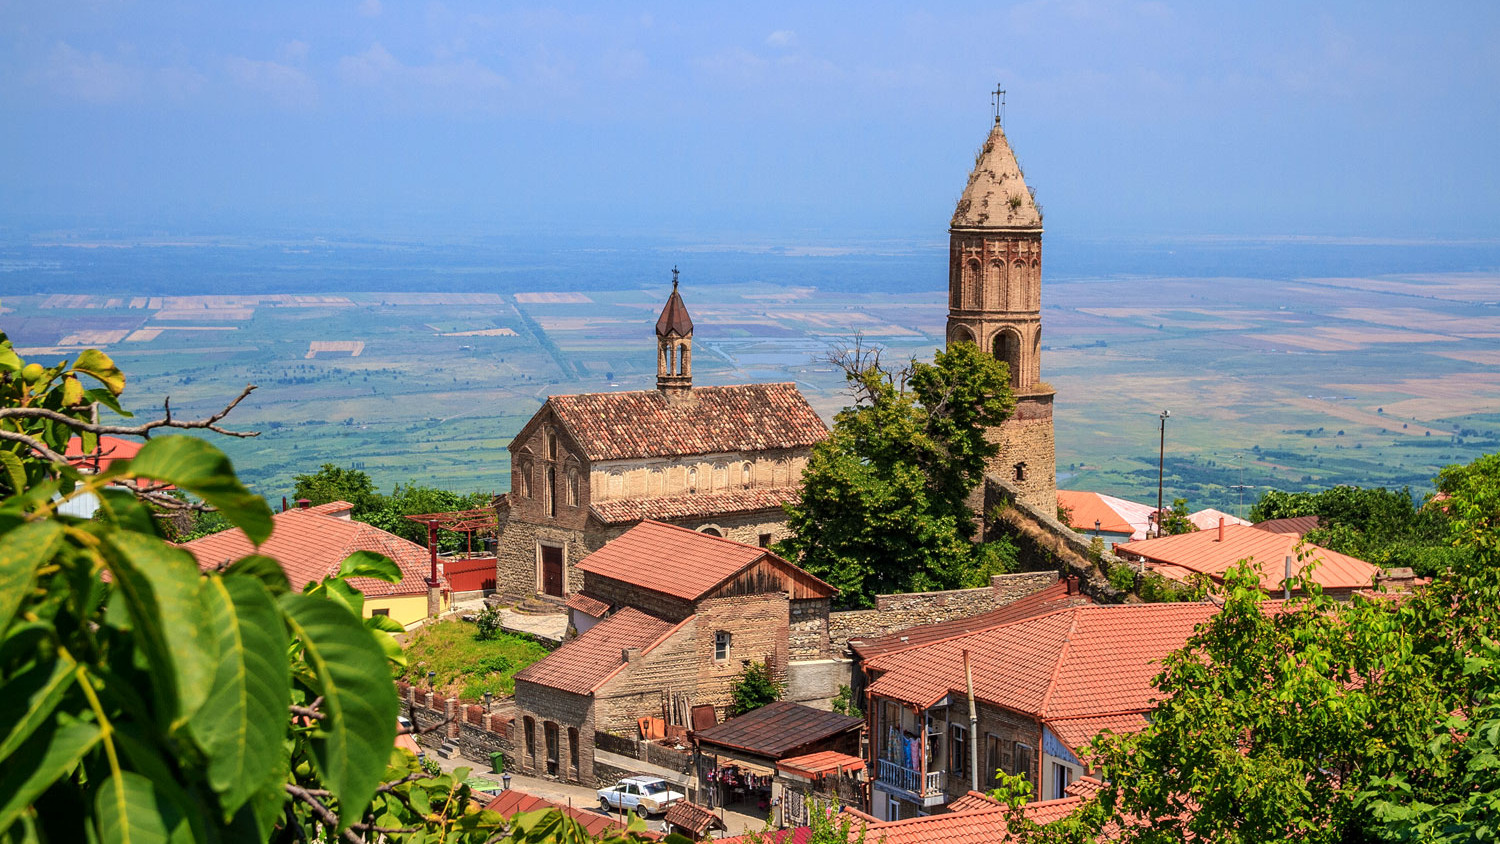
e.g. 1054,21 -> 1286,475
484,790 -> 650,839
182,507 -> 443,597
304,500 -> 355,517
662,800 -> 723,835
577,520 -> 835,603
589,486 -> 800,525
564,592 -> 611,618
1065,776 -> 1105,801
947,791 -> 1005,812
866,603 -> 1219,720
513,607 -> 682,695
1046,714 -> 1148,757
864,806 -> 1010,844
544,383 -> 827,462
64,435 -> 143,472
849,580 -> 1092,661
692,701 -> 863,760
775,750 -> 866,779
1115,523 -> 1377,591
717,829 -> 811,844
1253,515 -> 1321,536
655,284 -> 694,338
1023,795 -> 1086,825
1187,508 -> 1251,532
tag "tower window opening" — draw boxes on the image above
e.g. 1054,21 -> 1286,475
1014,462 -> 1027,482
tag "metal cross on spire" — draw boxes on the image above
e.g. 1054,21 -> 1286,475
671,265 -> 680,289
992,83 -> 1006,126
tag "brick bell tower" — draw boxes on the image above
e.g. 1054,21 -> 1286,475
947,94 -> 1057,512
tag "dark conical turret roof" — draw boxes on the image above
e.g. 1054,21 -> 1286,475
655,270 -> 693,338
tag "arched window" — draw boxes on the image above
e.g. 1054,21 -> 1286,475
990,260 -> 1005,309
993,330 -> 1022,389
1014,462 -> 1028,482
742,463 -> 752,488
698,526 -> 723,538
547,467 -> 557,518
547,432 -> 558,460
951,325 -> 975,346
566,469 -> 578,506
515,462 -> 529,498
963,259 -> 981,309
688,467 -> 698,492
714,631 -> 732,662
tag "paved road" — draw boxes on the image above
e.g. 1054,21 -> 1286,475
433,749 -> 772,837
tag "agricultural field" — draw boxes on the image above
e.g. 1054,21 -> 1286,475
4,268 -> 1499,516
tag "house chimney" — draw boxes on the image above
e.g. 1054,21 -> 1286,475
282,496 -> 288,513
622,647 -> 642,664
296,498 -> 311,509
1217,517 -> 1225,542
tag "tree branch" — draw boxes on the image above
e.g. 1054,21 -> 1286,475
284,784 -> 365,844
0,385 -> 260,439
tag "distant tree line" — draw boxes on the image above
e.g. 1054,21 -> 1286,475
290,463 -> 494,553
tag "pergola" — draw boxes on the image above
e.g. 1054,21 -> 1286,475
403,508 -> 498,559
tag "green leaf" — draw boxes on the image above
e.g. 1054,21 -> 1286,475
92,489 -> 159,536
0,338 -> 20,372
337,550 -> 402,584
0,521 -> 62,636
123,437 -> 272,545
0,451 -> 26,496
193,575 -> 290,819
70,349 -> 125,396
101,533 -> 217,728
223,555 -> 290,595
364,613 -> 405,634
0,657 -> 75,765
279,592 -> 398,829
0,720 -> 100,833
93,771 -> 192,844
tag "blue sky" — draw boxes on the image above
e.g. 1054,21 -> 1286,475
2,1 -> 1496,243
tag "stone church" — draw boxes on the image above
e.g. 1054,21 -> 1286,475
492,275 -> 829,603
947,112 -> 1057,513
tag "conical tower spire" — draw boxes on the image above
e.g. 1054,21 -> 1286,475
656,267 -> 693,396
951,121 -> 1041,230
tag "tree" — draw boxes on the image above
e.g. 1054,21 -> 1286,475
776,340 -> 1015,607
1248,484 -> 1467,576
1157,497 -> 1196,535
729,661 -> 782,716
293,463 -> 383,515
361,483 -> 494,551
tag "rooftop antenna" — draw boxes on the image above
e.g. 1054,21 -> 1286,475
991,83 -> 1006,126
671,265 -> 679,290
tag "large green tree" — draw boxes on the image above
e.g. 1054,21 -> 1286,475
293,465 -> 492,552
775,340 -> 1016,608
1249,484 -> 1466,577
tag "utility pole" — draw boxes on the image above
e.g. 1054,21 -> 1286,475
1157,410 -> 1170,537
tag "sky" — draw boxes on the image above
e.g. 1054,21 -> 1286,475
2,1 -> 1497,244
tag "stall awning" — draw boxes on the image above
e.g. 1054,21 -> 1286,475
718,758 -> 775,777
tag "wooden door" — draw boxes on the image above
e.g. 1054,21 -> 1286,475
541,545 -> 564,597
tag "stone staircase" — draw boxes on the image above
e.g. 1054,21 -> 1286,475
437,739 -> 463,759
511,594 -> 566,616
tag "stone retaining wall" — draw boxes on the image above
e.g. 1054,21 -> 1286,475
827,570 -> 1062,653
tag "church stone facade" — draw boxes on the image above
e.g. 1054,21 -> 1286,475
947,116 -> 1058,512
493,276 -> 829,603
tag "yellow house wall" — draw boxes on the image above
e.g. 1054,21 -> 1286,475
367,594 -> 440,628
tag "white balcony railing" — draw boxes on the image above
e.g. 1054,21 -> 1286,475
876,759 -> 944,797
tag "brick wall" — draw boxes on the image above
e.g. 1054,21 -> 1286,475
984,390 -> 1057,514
493,515 -> 590,602
397,682 -> 515,767
594,617 -> 700,733
694,592 -> 790,717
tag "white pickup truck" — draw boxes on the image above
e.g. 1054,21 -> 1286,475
596,776 -> 685,817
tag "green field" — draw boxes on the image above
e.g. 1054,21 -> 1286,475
5,271 -> 1499,516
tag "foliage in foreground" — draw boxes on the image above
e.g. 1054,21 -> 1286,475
776,340 -> 1017,607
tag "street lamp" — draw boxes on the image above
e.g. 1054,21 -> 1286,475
502,772 -> 512,792
483,692 -> 494,712
1157,410 -> 1170,537
1094,519 -> 1101,537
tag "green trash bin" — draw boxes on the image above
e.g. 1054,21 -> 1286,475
489,751 -> 505,774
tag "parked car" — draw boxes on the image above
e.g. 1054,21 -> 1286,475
596,776 -> 685,817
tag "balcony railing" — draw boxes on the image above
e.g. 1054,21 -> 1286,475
876,759 -> 944,797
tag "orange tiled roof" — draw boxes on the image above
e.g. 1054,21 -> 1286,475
544,383 -> 827,462
64,435 -> 143,472
513,607 -> 683,695
947,791 -> 1005,812
864,805 -> 1011,844
1046,714 -> 1148,756
849,580 -> 1092,661
663,801 -> 723,836
776,750 -> 866,779
1253,515 -> 1321,536
866,602 -> 1219,723
1187,508 -> 1251,532
304,500 -> 355,517
564,591 -> 611,618
589,486 -> 800,525
182,506 -> 443,597
1115,523 -> 1377,591
1057,490 -> 1136,535
577,520 -> 835,603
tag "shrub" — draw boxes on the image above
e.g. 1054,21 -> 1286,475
730,661 -> 782,716
1108,562 -> 1138,593
475,606 -> 503,641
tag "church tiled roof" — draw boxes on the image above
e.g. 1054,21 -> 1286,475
545,383 -> 827,462
655,282 -> 694,338
590,486 -> 801,525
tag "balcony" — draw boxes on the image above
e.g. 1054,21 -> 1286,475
875,759 -> 946,807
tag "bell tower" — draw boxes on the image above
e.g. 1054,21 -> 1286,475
947,92 -> 1057,512
656,267 -> 694,398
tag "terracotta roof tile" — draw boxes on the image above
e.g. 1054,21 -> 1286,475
850,580 -> 1092,661
1115,523 -> 1377,591
1045,714 -> 1148,757
1023,796 -> 1087,826
655,284 -> 694,338
64,435 -> 143,472
692,701 -> 862,759
484,790 -> 651,839
182,507 -> 442,597
590,486 -> 800,524
577,520 -> 835,603
564,592 -> 611,618
717,830 -> 811,844
545,383 -> 827,462
775,751 -> 866,779
304,500 -> 355,517
865,806 -> 1011,844
947,791 -> 1005,812
513,607 -> 681,695
1253,515 -> 1322,536
1187,508 -> 1251,532
866,603 -> 1219,721
663,801 -> 723,836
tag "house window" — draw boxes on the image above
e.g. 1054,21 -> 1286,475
1053,763 -> 1073,800
948,724 -> 968,776
547,467 -> 558,518
569,727 -> 581,778
524,717 -> 536,767
714,631 -> 731,662
566,470 -> 578,506
986,734 -> 1006,787
371,608 -> 390,617
1013,742 -> 1034,785
515,463 -> 529,498
758,533 -> 773,548
544,722 -> 560,776
1013,462 -> 1027,482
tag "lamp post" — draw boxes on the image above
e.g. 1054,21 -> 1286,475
483,692 -> 493,712
502,772 -> 512,792
1157,410 -> 1170,537
1094,519 -> 1101,538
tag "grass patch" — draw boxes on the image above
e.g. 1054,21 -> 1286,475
400,619 -> 551,700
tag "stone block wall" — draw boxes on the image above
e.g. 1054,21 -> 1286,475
788,597 -> 832,660
589,448 -> 811,504
581,573 -> 696,623
511,680 -> 597,783
827,572 -> 1061,653
493,516 -> 589,602
983,475 -> 1129,604
397,682 -> 514,767
594,617 -> 700,733
984,390 -> 1057,515
694,592 -> 789,717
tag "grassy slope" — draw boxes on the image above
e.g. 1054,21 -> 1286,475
399,619 -> 551,700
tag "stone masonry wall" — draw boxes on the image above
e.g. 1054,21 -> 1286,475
512,680 -> 597,784
788,597 -> 832,660
827,571 -> 1059,654
984,475 -> 1129,604
398,682 -> 514,767
594,617 -> 700,733
588,447 -> 811,503
493,515 -> 589,602
581,573 -> 696,623
694,592 -> 790,718
985,390 -> 1057,515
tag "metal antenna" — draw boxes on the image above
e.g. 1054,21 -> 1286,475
991,83 -> 1006,126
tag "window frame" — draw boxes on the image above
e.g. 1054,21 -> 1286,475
714,630 -> 732,662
